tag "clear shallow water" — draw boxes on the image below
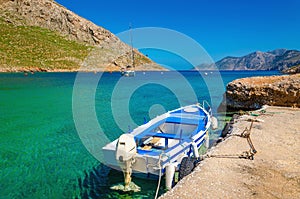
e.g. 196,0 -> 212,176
0,71 -> 279,198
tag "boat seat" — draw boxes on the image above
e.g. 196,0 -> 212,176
154,133 -> 178,139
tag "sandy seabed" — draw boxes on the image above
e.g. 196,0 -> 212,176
160,106 -> 300,199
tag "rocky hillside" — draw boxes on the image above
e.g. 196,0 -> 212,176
197,49 -> 300,71
218,74 -> 300,112
282,64 -> 300,74
0,0 -> 163,72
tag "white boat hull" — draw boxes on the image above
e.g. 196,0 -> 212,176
102,103 -> 212,177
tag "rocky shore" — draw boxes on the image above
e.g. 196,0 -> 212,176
218,74 -> 300,112
160,106 -> 300,199
0,63 -> 165,73
282,64 -> 300,74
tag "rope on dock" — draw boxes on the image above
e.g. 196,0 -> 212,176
205,120 -> 257,160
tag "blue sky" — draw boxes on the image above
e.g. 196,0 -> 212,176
56,0 -> 300,63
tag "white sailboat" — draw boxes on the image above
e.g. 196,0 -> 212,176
121,24 -> 135,77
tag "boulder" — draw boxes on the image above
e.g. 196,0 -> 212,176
218,74 -> 300,112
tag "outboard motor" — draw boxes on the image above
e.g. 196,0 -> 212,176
115,134 -> 137,190
116,134 -> 136,162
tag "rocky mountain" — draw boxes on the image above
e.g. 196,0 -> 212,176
0,0 -> 164,72
215,49 -> 300,71
196,49 -> 300,71
272,50 -> 300,70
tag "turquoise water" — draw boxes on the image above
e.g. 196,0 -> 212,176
0,71 -> 279,198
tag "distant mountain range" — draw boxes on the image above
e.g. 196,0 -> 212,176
197,49 -> 300,71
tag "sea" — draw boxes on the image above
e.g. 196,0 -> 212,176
0,70 -> 280,199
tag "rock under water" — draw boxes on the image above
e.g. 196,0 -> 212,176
110,182 -> 141,192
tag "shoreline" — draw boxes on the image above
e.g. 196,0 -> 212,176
0,69 -> 283,73
0,69 -> 168,73
0,63 -> 168,73
160,106 -> 300,199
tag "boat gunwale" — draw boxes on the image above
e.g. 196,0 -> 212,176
132,104 -> 209,136
133,104 -> 211,159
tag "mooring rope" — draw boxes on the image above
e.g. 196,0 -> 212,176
206,120 -> 257,160
154,153 -> 163,199
206,150 -> 256,160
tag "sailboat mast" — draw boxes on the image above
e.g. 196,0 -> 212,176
129,23 -> 135,69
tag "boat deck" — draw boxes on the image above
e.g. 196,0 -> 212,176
134,105 -> 209,156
